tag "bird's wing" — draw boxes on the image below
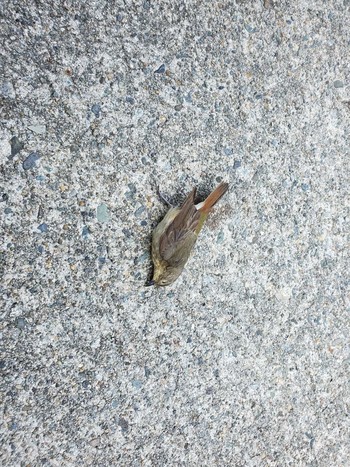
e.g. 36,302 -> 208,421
159,188 -> 201,266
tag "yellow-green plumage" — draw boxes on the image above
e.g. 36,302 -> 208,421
149,182 -> 228,287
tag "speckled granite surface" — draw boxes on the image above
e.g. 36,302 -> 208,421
1,0 -> 349,465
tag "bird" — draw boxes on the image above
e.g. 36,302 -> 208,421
146,181 -> 229,286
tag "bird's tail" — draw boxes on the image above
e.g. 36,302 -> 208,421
197,182 -> 229,214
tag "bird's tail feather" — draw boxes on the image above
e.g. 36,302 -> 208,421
198,182 -> 229,213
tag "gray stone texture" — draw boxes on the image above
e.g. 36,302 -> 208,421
1,0 -> 349,465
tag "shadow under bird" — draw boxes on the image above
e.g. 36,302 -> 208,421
146,182 -> 229,287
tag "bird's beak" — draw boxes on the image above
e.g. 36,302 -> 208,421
145,279 -> 155,287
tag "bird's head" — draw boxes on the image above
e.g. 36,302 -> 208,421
146,264 -> 181,287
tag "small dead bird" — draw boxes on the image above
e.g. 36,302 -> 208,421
146,182 -> 229,286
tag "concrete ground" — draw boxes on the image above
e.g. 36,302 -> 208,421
1,0 -> 349,465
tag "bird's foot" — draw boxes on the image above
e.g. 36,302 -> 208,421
157,186 -> 173,207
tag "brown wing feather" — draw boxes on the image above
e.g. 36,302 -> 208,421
159,188 -> 201,264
